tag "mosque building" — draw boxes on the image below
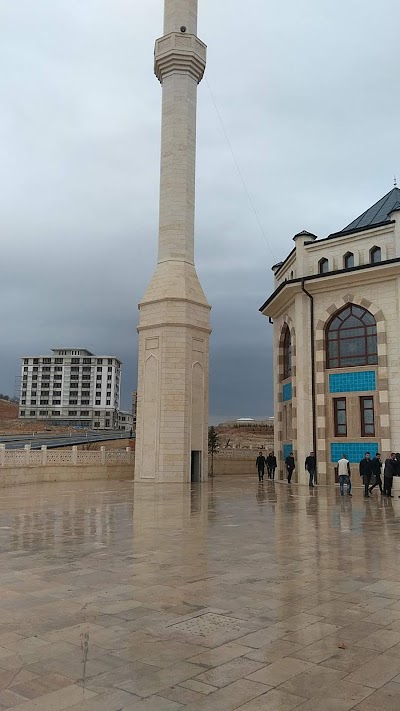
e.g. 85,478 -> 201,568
260,187 -> 400,484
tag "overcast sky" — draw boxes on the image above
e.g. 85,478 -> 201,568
1,0 -> 399,421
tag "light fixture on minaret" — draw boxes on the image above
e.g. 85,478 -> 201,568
134,0 -> 211,483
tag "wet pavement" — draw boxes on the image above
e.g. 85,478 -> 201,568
0,477 -> 400,709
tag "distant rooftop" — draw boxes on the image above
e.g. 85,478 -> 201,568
341,187 -> 400,233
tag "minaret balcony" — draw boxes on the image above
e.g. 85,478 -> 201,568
154,32 -> 207,84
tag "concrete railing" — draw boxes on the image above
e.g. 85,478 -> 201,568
0,444 -> 134,469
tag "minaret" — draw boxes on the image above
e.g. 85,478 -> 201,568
134,0 -> 211,483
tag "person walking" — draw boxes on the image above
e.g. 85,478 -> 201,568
359,452 -> 374,498
305,451 -> 317,488
384,453 -> 396,498
369,453 -> 383,495
338,454 -> 352,496
266,451 -> 277,480
256,451 -> 266,482
285,452 -> 295,484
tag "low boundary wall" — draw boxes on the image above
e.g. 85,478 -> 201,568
0,445 -> 134,487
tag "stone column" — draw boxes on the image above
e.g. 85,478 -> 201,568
135,0 -> 211,483
41,445 -> 47,466
294,291 -> 313,485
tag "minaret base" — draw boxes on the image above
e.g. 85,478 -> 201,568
135,266 -> 211,483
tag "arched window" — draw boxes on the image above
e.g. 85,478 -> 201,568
370,246 -> 381,264
343,252 -> 354,269
319,258 -> 329,274
282,327 -> 292,379
326,304 -> 378,369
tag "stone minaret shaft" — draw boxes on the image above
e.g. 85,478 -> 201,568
134,0 -> 211,483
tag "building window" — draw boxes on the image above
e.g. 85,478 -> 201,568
23,366 -> 28,372
20,410 -> 25,416
39,410 -> 47,416
24,359 -> 28,365
334,398 -> 347,436
343,252 -> 354,269
43,358 -> 51,364
83,367 -> 91,372
97,375 -> 102,381
106,400 -> 111,405
71,366 -> 79,372
69,400 -> 77,405
21,399 -> 26,405
82,374 -> 90,380
94,411 -> 101,416
282,327 -> 292,379
326,304 -> 378,369
54,374 -> 62,380
81,410 -> 89,416
54,366 -> 62,372
370,246 -> 381,264
68,411 -> 77,416
52,400 -> 61,405
96,400 -> 101,405
105,420 -> 110,427
83,358 -> 91,364
71,358 -> 80,364
52,411 -> 60,416
33,359 -> 39,364
94,422 -> 100,428
29,410 -> 36,416
107,374 -> 112,381
319,258 -> 329,274
31,400 -> 37,405
108,366 -> 112,372
360,397 -> 375,436
23,375 -> 28,381
97,359 -> 103,365
55,358 -> 63,364
40,400 -> 48,405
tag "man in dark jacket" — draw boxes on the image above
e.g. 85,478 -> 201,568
359,452 -> 374,498
266,451 -> 277,480
305,451 -> 317,488
256,452 -> 266,482
369,453 -> 383,495
285,453 -> 295,484
384,453 -> 396,497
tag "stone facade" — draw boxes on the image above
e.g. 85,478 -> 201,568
261,189 -> 400,484
135,1 -> 211,482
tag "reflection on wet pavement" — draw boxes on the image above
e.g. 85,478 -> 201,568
0,478 -> 400,708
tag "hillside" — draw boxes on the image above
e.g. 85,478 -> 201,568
216,422 -> 274,451
0,399 -> 71,435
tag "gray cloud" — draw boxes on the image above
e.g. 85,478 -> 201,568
1,0 -> 399,416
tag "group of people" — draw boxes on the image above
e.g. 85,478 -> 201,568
255,451 -> 277,481
256,451 -> 311,485
257,449 -> 400,498
339,451 -> 400,498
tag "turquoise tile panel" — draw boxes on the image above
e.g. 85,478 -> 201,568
283,382 -> 292,401
329,371 -> 376,393
331,442 -> 379,464
283,444 -> 292,460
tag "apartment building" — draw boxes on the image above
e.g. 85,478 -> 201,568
19,348 -> 121,429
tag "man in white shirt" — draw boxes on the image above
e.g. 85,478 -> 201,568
338,454 -> 352,496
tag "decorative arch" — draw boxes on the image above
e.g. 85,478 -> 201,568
370,246 -> 382,264
314,294 -> 389,477
325,303 -> 378,369
343,251 -> 354,269
319,257 -> 329,274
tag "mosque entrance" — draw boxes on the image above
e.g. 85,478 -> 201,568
191,451 -> 201,483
